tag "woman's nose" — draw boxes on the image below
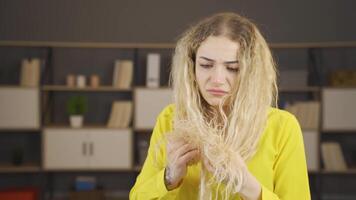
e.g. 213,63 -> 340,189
211,66 -> 225,84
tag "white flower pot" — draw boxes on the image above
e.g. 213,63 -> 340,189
70,115 -> 83,128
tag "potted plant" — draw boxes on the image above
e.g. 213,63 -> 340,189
67,96 -> 88,128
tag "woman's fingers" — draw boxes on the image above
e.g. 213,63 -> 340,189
167,138 -> 186,154
176,149 -> 200,167
170,143 -> 198,163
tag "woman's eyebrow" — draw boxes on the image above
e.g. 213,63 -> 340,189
199,56 -> 214,61
224,60 -> 239,64
199,56 -> 238,64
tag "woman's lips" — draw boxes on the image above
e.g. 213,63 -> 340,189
207,89 -> 227,96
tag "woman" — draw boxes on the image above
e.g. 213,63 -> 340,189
130,12 -> 310,200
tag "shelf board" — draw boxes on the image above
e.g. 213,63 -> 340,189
0,128 -> 41,132
44,167 -> 139,172
44,124 -> 132,130
42,85 -> 132,92
1,40 -> 356,49
0,85 -> 39,89
134,128 -> 153,132
279,86 -> 320,92
308,169 -> 356,175
308,170 -> 320,174
318,169 -> 356,175
322,86 -> 356,90
0,163 -> 41,173
322,129 -> 356,133
0,41 -> 175,49
270,41 -> 356,48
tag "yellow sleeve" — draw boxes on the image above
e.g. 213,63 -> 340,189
261,113 -> 311,200
129,105 -> 180,199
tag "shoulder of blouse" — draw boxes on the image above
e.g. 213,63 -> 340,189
268,106 -> 298,125
266,107 -> 302,148
158,104 -> 175,119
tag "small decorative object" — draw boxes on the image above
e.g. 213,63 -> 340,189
75,176 -> 97,191
11,146 -> 24,166
66,96 -> 88,128
66,74 -> 76,87
146,54 -> 160,88
329,70 -> 356,87
76,75 -> 86,88
90,74 -> 100,88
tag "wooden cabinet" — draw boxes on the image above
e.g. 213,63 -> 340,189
43,128 -> 132,170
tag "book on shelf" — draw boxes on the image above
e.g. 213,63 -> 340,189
146,53 -> 160,88
303,130 -> 319,171
284,101 -> 320,130
107,101 -> 132,128
321,142 -> 347,171
112,60 -> 133,89
20,58 -> 41,87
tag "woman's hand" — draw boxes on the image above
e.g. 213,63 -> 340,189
165,137 -> 200,190
202,155 -> 261,200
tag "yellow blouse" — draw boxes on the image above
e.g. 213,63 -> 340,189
130,104 -> 311,199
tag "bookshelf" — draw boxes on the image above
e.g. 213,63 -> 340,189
1,40 -> 356,199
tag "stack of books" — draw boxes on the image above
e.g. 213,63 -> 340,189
284,101 -> 320,130
112,60 -> 133,89
303,130 -> 319,171
107,101 -> 132,128
321,142 -> 347,171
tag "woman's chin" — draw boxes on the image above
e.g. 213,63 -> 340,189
206,99 -> 223,107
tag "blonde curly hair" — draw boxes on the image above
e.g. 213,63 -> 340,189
169,12 -> 278,199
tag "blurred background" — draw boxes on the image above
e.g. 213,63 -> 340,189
1,0 -> 356,200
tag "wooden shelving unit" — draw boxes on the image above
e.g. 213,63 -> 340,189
1,40 -> 356,199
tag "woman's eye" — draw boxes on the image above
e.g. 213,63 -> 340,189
200,64 -> 213,68
227,67 -> 239,73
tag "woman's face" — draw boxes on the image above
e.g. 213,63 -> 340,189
195,35 -> 239,107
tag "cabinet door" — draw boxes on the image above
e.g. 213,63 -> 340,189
0,88 -> 40,129
43,129 -> 89,170
88,129 -> 132,169
323,88 -> 356,130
